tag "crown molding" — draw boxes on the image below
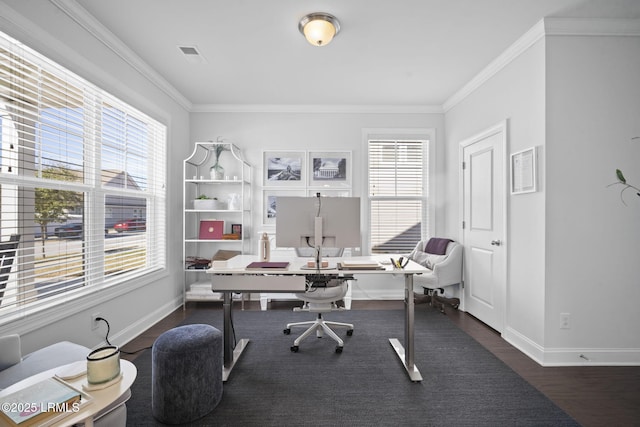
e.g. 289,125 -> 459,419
543,17 -> 640,37
191,104 -> 443,114
443,18 -> 640,112
49,0 -> 192,111
443,20 -> 546,112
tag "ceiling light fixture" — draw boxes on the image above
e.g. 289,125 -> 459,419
298,12 -> 340,47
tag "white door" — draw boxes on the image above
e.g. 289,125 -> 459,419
460,122 -> 507,332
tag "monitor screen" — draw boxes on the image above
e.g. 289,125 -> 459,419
275,196 -> 361,249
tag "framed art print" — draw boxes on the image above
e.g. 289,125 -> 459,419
263,151 -> 305,187
511,146 -> 537,194
307,189 -> 351,197
308,151 -> 351,187
262,189 -> 305,225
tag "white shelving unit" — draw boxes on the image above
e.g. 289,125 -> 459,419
183,141 -> 251,307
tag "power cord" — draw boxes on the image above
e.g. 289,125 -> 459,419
96,317 -> 151,355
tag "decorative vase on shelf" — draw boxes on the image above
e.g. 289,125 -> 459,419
210,163 -> 224,180
228,193 -> 241,210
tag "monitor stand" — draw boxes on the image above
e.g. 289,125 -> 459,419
299,246 -> 336,270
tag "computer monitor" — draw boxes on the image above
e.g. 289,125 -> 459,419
275,195 -> 360,261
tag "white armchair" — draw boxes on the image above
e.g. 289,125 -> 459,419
409,238 -> 463,313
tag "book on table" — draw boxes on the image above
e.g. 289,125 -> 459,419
0,376 -> 83,426
245,261 -> 290,270
337,260 -> 384,270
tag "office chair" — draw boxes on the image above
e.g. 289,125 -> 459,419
409,238 -> 463,313
283,247 -> 353,353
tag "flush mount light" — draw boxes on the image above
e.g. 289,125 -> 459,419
298,12 -> 341,47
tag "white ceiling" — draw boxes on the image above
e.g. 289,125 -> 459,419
73,0 -> 639,109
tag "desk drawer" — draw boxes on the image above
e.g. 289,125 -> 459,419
211,275 -> 306,292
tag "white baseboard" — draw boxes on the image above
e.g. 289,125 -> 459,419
96,296 -> 183,349
503,326 -> 640,366
502,326 -> 546,364
350,288 -> 403,301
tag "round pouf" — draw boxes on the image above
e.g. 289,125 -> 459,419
152,324 -> 223,424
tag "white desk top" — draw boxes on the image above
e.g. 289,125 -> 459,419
207,254 -> 428,275
0,360 -> 136,427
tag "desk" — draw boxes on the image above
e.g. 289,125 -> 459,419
208,255 -> 427,382
0,360 -> 136,427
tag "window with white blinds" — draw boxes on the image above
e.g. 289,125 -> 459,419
368,139 -> 428,253
0,31 -> 166,324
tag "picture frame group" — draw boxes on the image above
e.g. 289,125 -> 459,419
263,151 -> 351,188
262,150 -> 352,225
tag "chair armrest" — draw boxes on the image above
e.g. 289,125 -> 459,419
0,334 -> 21,371
431,244 -> 463,287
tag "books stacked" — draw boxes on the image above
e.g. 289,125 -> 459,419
185,283 -> 220,300
0,377 -> 82,426
337,260 -> 384,270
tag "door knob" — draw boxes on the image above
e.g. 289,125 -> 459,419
490,239 -> 501,246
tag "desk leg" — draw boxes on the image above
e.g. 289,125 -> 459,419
389,274 -> 423,382
222,291 -> 249,382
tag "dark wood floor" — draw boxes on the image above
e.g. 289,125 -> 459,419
121,299 -> 640,427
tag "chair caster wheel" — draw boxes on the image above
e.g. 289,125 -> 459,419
335,346 -> 343,353
283,328 -> 291,335
346,329 -> 354,336
291,345 -> 299,352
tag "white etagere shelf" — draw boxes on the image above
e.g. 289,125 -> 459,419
183,141 -> 252,308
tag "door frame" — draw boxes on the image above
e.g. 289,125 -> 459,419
457,120 -> 509,331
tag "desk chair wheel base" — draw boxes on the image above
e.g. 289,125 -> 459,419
285,312 -> 353,353
422,287 -> 460,314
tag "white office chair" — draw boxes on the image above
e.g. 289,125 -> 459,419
283,247 -> 353,353
409,238 -> 463,313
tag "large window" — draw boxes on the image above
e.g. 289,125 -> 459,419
0,31 -> 166,324
368,138 -> 428,253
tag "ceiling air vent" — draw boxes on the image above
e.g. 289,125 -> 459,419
178,45 -> 206,64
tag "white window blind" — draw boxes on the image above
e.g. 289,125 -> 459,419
0,31 -> 166,324
368,139 -> 427,253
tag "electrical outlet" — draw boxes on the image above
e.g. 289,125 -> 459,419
560,312 -> 570,329
91,312 -> 101,330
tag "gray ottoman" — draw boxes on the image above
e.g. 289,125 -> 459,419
152,324 -> 223,424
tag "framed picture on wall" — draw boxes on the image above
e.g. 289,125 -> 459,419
308,151 -> 351,187
307,189 -> 352,197
511,146 -> 537,194
262,189 -> 306,225
263,151 -> 306,187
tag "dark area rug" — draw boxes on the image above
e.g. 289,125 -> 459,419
127,308 -> 580,426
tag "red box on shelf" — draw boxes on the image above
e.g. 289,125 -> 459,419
199,220 -> 224,240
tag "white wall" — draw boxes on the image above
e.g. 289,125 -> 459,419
1,1 -> 190,353
190,111 -> 445,299
445,20 -> 640,365
544,34 -> 640,362
445,38 -> 548,346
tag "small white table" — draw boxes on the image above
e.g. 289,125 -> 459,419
0,360 -> 137,427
